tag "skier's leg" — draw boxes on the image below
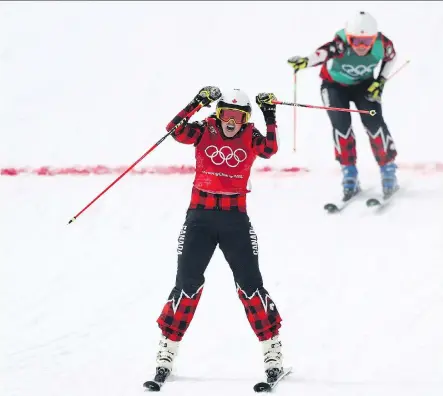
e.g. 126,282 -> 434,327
155,210 -> 218,370
353,83 -> 398,194
321,81 -> 359,195
218,211 -> 283,374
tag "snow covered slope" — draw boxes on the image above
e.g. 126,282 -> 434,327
1,2 -> 442,396
1,172 -> 442,396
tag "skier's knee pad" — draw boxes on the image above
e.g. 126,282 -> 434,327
236,285 -> 282,341
157,285 -> 204,342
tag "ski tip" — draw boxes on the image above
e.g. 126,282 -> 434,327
366,198 -> 381,207
253,366 -> 293,392
324,203 -> 339,213
143,381 -> 161,392
253,382 -> 271,393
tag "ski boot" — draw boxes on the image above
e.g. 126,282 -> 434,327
143,335 -> 179,391
380,161 -> 399,198
341,165 -> 360,200
254,335 -> 286,392
262,335 -> 284,384
254,335 -> 292,393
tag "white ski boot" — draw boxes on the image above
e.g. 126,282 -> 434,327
143,335 -> 179,391
261,335 -> 284,383
156,334 -> 179,371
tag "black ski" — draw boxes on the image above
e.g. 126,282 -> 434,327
143,381 -> 163,392
253,367 -> 292,392
143,367 -> 170,392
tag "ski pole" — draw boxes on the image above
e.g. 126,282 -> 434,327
67,102 -> 204,225
386,59 -> 410,80
292,71 -> 297,152
271,100 -> 376,116
280,59 -> 410,118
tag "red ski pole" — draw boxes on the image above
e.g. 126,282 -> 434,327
272,100 -> 376,116
292,71 -> 297,152
68,102 -> 204,225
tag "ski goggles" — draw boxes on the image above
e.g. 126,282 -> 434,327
347,35 -> 376,47
216,107 -> 251,124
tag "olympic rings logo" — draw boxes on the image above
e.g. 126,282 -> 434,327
341,64 -> 377,77
204,145 -> 247,168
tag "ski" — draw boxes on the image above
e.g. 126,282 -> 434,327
253,367 -> 292,392
143,380 -> 163,392
324,189 -> 365,214
143,366 -> 293,392
143,367 -> 171,392
366,186 -> 400,212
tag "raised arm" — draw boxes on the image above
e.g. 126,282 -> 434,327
252,93 -> 279,158
166,86 -> 221,145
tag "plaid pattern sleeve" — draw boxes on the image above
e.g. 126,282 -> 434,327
307,35 -> 346,66
381,34 -> 396,63
251,123 -> 278,159
189,187 -> 248,212
166,101 -> 206,146
378,33 -> 397,80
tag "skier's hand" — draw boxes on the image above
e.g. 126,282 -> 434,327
366,77 -> 386,103
287,56 -> 308,73
193,86 -> 222,107
256,93 -> 276,109
256,93 -> 277,123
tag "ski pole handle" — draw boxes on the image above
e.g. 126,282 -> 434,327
271,100 -> 376,116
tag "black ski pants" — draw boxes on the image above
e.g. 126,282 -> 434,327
175,209 -> 263,295
320,79 -> 397,166
156,208 -> 282,342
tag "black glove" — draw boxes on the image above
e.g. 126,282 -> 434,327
192,86 -> 222,107
256,93 -> 277,124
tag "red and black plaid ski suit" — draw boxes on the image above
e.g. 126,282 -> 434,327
156,100 -> 283,342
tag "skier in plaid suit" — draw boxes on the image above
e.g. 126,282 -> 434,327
288,11 -> 399,199
145,86 -> 286,388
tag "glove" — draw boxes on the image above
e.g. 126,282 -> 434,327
366,77 -> 386,103
256,93 -> 277,124
287,56 -> 308,73
193,86 -> 222,107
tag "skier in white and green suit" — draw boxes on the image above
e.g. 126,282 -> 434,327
288,11 -> 399,198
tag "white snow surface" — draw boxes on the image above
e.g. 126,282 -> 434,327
1,2 -> 443,396
2,172 -> 442,396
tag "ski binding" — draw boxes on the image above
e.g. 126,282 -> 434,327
253,366 -> 292,392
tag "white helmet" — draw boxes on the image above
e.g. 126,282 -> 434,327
345,11 -> 378,37
216,89 -> 252,115
216,88 -> 252,126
